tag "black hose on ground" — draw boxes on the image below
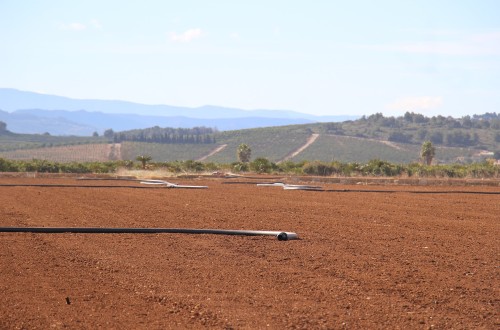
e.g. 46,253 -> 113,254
0,184 -> 180,189
0,227 -> 298,241
324,189 -> 500,195
0,183 -> 497,194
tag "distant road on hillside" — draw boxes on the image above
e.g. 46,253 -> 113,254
278,133 -> 319,163
197,144 -> 228,161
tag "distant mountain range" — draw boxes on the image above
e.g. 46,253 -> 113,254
0,88 -> 357,135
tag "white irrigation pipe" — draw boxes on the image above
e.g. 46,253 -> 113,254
257,182 -> 323,191
140,179 -> 208,189
256,182 -> 286,187
0,227 -> 298,241
283,185 -> 323,191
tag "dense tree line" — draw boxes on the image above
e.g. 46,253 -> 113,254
364,111 -> 500,129
108,126 -> 217,144
322,112 -> 500,148
388,131 -> 413,143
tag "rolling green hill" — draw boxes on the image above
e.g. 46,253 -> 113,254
0,143 -> 113,162
0,132 -> 106,152
205,126 -> 312,163
120,142 -> 216,162
290,134 -> 476,164
1,112 -> 499,164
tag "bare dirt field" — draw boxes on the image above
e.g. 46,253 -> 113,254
0,176 -> 498,329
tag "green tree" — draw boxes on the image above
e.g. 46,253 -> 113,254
0,121 -> 7,132
136,155 -> 152,169
237,144 -> 251,163
104,129 -> 114,139
250,157 -> 275,173
420,141 -> 436,165
430,131 -> 443,144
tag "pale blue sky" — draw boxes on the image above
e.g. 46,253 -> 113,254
1,1 -> 499,117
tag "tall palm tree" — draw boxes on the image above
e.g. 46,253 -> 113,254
237,144 -> 252,163
136,155 -> 152,169
420,141 -> 435,165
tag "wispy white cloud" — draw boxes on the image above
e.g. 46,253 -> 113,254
386,96 -> 443,112
169,28 -> 203,43
364,31 -> 500,56
89,19 -> 103,30
58,19 -> 103,31
59,22 -> 87,31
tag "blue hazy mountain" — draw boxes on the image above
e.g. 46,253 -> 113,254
0,88 -> 358,135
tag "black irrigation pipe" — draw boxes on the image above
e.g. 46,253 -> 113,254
0,227 -> 298,241
286,188 -> 500,195
0,184 -> 164,189
222,181 -> 276,185
1,184 -> 497,194
0,183 -> 208,189
77,177 -> 141,181
323,189 -> 500,195
223,175 -> 284,180
249,181 -> 500,194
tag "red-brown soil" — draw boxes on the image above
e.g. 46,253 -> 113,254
0,177 -> 498,329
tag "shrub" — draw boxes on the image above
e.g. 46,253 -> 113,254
232,161 -> 249,172
277,160 -> 305,174
182,160 -> 205,172
302,161 -> 338,176
361,159 -> 404,176
203,162 -> 220,172
158,161 -> 182,173
466,162 -> 499,178
0,157 -> 19,171
341,162 -> 361,176
249,158 -> 276,173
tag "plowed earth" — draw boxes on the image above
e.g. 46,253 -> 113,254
0,177 -> 498,329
